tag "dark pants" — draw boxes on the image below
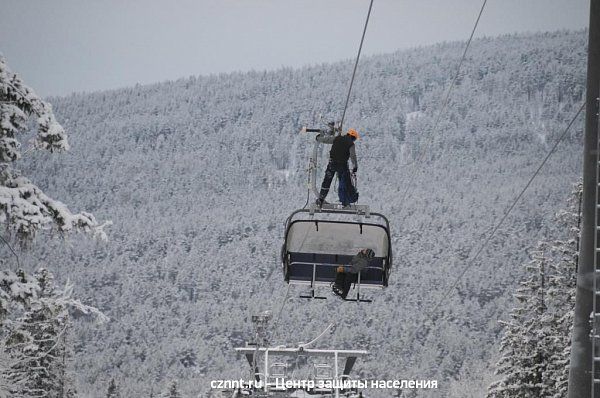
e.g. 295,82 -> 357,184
319,161 -> 352,205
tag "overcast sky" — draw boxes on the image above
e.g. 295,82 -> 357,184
0,0 -> 590,97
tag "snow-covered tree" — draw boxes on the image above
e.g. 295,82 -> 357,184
106,378 -> 120,398
487,183 -> 580,397
0,56 -> 106,241
2,268 -> 95,397
162,380 -> 181,398
0,269 -> 39,323
486,243 -> 548,397
539,183 -> 580,398
0,56 -> 108,398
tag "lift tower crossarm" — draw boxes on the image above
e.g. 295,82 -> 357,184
235,347 -> 368,357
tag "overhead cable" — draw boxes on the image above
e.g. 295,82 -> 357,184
398,0 -> 488,209
428,101 -> 585,317
340,0 -> 375,132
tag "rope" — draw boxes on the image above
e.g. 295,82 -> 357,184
299,323 -> 335,349
301,165 -> 311,209
339,0 -> 374,132
398,0 -> 488,209
301,187 -> 310,210
270,283 -> 291,342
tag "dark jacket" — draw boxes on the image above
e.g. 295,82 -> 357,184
346,248 -> 375,273
330,135 -> 354,164
316,134 -> 357,168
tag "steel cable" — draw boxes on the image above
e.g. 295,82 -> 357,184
398,0 -> 488,210
339,0 -> 375,132
397,101 -> 585,374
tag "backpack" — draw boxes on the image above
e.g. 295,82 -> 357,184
338,171 -> 359,205
345,179 -> 359,204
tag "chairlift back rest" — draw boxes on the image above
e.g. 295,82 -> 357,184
285,220 -> 390,257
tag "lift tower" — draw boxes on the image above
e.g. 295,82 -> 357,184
568,1 -> 600,397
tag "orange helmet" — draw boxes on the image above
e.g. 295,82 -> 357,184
347,128 -> 360,140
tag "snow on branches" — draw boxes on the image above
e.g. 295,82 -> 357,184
0,269 -> 38,322
0,268 -> 108,327
0,170 -> 106,239
487,182 -> 580,398
0,268 -> 107,398
0,56 -> 107,240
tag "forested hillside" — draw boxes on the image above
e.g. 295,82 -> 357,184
17,30 -> 586,397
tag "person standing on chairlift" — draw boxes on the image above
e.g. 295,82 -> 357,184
315,128 -> 360,208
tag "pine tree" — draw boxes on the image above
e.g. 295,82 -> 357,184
487,243 -> 548,398
487,183 -> 580,397
162,380 -> 181,398
0,56 -> 106,241
106,378 -> 120,398
3,268 -> 78,397
0,269 -> 39,323
540,183 -> 580,398
0,268 -> 41,397
0,56 -> 107,397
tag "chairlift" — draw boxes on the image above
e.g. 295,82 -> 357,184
282,206 -> 392,302
282,122 -> 392,302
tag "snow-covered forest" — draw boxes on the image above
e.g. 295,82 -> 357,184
1,29 -> 588,396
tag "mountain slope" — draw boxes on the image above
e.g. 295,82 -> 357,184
18,30 -> 587,396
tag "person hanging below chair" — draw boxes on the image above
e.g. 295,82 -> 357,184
332,248 -> 375,299
315,128 -> 360,208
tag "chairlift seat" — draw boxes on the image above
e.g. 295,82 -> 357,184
282,208 -> 392,290
287,253 -> 386,285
